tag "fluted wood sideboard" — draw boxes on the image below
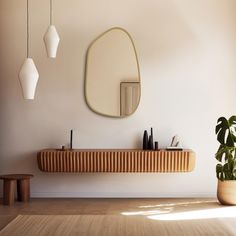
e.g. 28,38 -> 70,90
37,149 -> 195,173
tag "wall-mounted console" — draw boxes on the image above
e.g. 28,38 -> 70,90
37,149 -> 195,173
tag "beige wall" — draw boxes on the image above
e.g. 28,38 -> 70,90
1,0 -> 236,197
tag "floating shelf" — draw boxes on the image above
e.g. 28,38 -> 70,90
37,149 -> 195,173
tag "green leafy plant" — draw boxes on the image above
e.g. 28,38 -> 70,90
215,116 -> 236,181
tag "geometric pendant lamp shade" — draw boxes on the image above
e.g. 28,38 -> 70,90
18,58 -> 39,99
44,25 -> 60,58
44,0 -> 60,58
19,0 -> 39,100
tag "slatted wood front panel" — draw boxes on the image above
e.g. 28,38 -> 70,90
37,150 -> 195,173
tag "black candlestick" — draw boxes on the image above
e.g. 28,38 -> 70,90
70,130 -> 73,149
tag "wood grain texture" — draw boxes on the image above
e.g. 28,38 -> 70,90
1,198 -> 236,235
37,149 -> 195,173
0,214 -> 235,236
0,175 -> 33,205
17,179 -> 30,202
0,175 -> 33,180
3,180 -> 15,205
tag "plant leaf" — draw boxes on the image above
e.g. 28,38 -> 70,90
216,164 -> 223,180
232,160 -> 236,177
229,116 -> 236,126
216,117 -> 235,146
215,145 -> 234,162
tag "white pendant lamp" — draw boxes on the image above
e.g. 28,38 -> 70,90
44,0 -> 60,58
18,0 -> 39,100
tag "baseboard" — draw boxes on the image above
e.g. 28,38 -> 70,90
0,190 -> 216,198
25,191 -> 216,198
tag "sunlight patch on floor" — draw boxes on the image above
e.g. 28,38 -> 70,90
121,200 -> 236,221
148,206 -> 236,221
122,209 -> 171,216
138,200 -> 216,208
122,200 -> 218,217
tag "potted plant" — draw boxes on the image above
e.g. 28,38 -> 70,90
215,116 -> 236,205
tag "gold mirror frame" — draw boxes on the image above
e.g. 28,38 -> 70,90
84,27 -> 141,118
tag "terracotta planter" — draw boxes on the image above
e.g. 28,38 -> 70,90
217,180 -> 236,205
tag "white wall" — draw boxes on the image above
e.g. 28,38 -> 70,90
0,0 -> 236,197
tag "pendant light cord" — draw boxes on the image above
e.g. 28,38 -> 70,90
50,0 -> 53,25
27,0 -> 29,58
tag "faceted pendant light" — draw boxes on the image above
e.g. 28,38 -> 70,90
18,0 -> 39,100
19,58 -> 39,99
44,0 -> 60,58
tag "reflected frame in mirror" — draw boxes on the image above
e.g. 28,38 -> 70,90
85,27 -> 141,118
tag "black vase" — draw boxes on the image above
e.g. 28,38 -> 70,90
148,135 -> 154,150
143,130 -> 148,150
148,127 -> 154,150
155,141 -> 159,150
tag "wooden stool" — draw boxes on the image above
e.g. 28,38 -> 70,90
0,174 -> 33,205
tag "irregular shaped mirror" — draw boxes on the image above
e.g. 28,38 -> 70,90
85,27 -> 141,117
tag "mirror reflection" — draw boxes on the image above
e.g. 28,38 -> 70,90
85,27 -> 141,117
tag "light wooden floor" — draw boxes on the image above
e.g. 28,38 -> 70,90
1,198 -> 236,235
